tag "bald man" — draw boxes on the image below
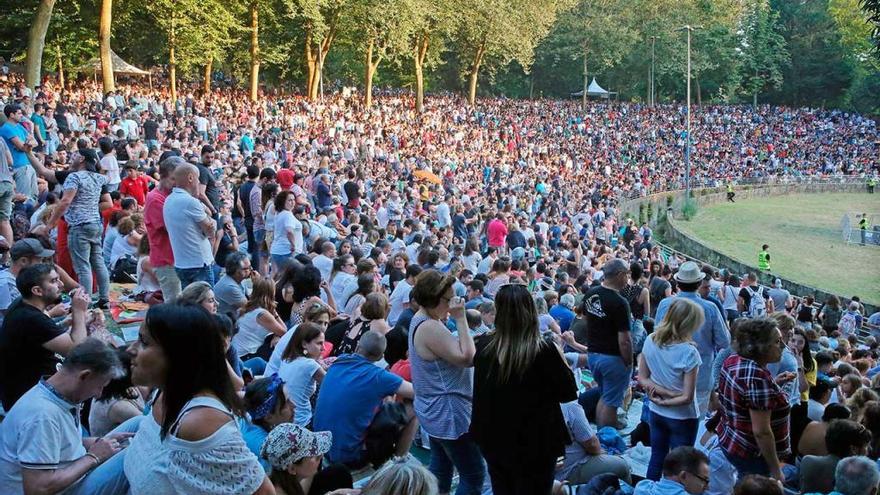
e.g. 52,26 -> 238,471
163,162 -> 217,287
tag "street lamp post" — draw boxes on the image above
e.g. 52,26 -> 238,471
678,25 -> 701,199
650,36 -> 656,107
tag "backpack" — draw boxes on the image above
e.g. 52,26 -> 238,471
111,255 -> 138,283
839,312 -> 859,337
745,286 -> 767,317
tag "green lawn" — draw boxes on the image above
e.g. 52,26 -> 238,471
675,192 -> 880,306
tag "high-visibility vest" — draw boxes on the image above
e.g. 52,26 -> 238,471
758,250 -> 770,270
860,218 -> 868,230
727,184 -> 734,193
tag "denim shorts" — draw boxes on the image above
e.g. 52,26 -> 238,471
588,353 -> 631,408
0,181 -> 13,221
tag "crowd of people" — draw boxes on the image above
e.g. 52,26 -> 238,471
0,69 -> 878,495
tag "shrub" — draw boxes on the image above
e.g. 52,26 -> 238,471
682,198 -> 699,221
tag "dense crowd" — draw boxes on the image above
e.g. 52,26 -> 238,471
0,71 -> 878,495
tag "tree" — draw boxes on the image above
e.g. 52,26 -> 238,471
292,0 -> 345,101
410,0 -> 455,112
541,0 -> 639,107
769,0 -> 854,107
350,0 -> 417,106
249,1 -> 260,101
25,0 -> 56,89
738,0 -> 789,106
452,0 -> 570,106
863,0 -> 880,58
99,0 -> 114,93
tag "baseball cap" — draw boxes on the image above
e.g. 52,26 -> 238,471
11,238 -> 54,260
260,423 -> 331,470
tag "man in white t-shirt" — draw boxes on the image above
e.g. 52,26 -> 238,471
387,264 -> 422,326
312,241 -> 336,282
163,163 -> 217,287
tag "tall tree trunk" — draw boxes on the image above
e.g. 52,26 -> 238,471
99,0 -> 115,93
696,74 -> 702,106
414,34 -> 428,113
305,29 -> 317,99
753,67 -> 758,107
582,46 -> 588,108
467,41 -> 486,107
249,1 -> 259,102
364,39 -> 375,107
203,59 -> 212,94
25,0 -> 55,90
169,17 -> 177,102
56,42 -> 64,91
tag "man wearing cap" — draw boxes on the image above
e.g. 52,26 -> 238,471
0,239 -> 55,326
583,258 -> 634,428
655,261 -> 730,415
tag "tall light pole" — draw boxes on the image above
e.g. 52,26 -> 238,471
650,36 -> 656,106
678,25 -> 702,199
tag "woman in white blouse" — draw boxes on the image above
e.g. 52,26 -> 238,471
125,304 -> 272,494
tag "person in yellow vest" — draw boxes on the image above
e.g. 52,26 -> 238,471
868,177 -> 876,194
758,244 -> 771,271
859,213 -> 869,246
726,183 -> 735,203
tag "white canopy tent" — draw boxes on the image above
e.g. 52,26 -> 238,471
75,50 -> 153,89
570,78 -> 617,99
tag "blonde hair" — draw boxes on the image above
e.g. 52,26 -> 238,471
361,456 -> 438,495
486,284 -> 543,383
652,298 -> 704,347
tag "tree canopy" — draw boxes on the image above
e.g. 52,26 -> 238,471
2,0 -> 877,112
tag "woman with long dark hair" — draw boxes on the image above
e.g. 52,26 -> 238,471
470,284 -> 577,494
124,304 -> 271,494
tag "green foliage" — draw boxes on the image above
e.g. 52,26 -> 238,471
5,0 -> 879,113
682,197 -> 699,221
738,0 -> 789,104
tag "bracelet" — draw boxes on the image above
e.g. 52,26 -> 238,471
85,453 -> 101,467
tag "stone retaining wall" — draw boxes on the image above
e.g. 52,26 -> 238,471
619,180 -> 877,314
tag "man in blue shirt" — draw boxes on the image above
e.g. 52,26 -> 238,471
655,262 -> 730,416
634,446 -> 710,495
312,331 -> 415,467
0,104 -> 38,200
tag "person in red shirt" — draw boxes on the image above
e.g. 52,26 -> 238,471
143,156 -> 182,301
276,163 -> 294,191
487,213 -> 509,252
118,162 -> 154,206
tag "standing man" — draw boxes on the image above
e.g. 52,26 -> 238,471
726,182 -> 735,203
583,259 -> 633,428
758,244 -> 771,272
0,264 -> 91,410
859,214 -> 868,246
197,145 -> 221,218
144,156 -> 182,301
164,162 -> 217,288
47,153 -> 112,307
655,262 -> 730,415
0,104 -> 37,201
237,165 -> 259,269
249,168 -> 276,274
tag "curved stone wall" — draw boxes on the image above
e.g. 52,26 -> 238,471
619,179 -> 876,314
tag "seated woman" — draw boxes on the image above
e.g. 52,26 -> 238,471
88,347 -> 146,437
278,322 -> 326,427
239,375 -> 295,472
232,278 -> 288,363
260,423 -> 353,495
798,403 -> 851,456
124,303 -> 272,494
329,292 -> 391,358
557,399 -> 632,485
341,274 -> 374,317
134,236 -> 161,302
360,455 -> 437,495
266,303 -> 332,376
109,214 -> 143,272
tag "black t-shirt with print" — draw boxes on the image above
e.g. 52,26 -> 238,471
583,286 -> 631,356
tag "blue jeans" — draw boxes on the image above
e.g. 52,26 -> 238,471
243,357 -> 267,376
428,433 -> 486,495
69,415 -> 144,495
723,449 -> 771,477
588,353 -> 631,408
647,412 -> 698,480
68,221 -> 111,300
251,228 -> 265,273
175,264 -> 215,289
